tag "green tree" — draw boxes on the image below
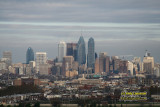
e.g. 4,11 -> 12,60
50,98 -> 61,107
7,105 -> 11,107
98,104 -> 101,107
90,100 -> 97,107
18,103 -> 25,107
34,102 -> 40,107
13,105 -> 18,107
0,104 -> 4,107
109,105 -> 112,107
25,103 -> 31,107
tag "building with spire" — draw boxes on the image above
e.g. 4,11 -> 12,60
77,36 -> 86,65
143,50 -> 154,74
87,37 -> 95,68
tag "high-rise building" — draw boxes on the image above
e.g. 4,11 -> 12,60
58,41 -> 66,62
111,56 -> 121,72
66,43 -> 77,61
133,57 -> 142,72
35,52 -> 47,73
3,51 -> 12,65
87,37 -> 95,68
26,47 -> 34,64
77,36 -> 86,65
62,56 -> 74,76
128,61 -> 133,75
119,60 -> 128,73
95,58 -> 99,74
39,64 -> 49,75
99,52 -> 110,74
143,51 -> 154,74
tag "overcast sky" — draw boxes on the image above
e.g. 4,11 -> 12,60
0,0 -> 160,63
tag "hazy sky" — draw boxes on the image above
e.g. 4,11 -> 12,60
0,0 -> 160,63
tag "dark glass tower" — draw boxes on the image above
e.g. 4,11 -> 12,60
26,47 -> 34,64
87,37 -> 95,68
77,36 -> 86,65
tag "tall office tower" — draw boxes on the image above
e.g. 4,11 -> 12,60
99,52 -> 110,74
105,56 -> 110,73
77,36 -> 86,65
66,43 -> 77,61
26,47 -> 34,64
128,61 -> 133,75
119,60 -> 128,73
133,57 -> 142,72
114,59 -> 121,71
111,56 -> 119,71
36,52 -> 47,73
143,51 -> 154,74
58,41 -> 66,62
62,56 -> 74,76
95,58 -> 99,74
3,51 -> 12,66
87,37 -> 95,68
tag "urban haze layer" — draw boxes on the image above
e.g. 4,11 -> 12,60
0,0 -> 160,107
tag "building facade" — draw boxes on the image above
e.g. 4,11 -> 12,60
77,36 -> 86,65
3,51 -> 12,66
58,41 -> 66,62
26,47 -> 34,64
143,51 -> 154,74
66,43 -> 77,61
36,52 -> 47,73
95,58 -> 99,74
87,37 -> 95,68
99,52 -> 110,74
62,56 -> 74,76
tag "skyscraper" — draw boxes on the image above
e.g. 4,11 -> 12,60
95,58 -> 99,74
143,51 -> 154,74
87,37 -> 95,68
3,51 -> 12,66
26,47 -> 34,64
62,56 -> 74,76
35,52 -> 47,73
77,36 -> 86,65
66,43 -> 77,61
99,52 -> 110,74
58,41 -> 66,62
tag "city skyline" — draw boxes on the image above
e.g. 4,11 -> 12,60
0,36 -> 160,64
1,1 -> 160,106
0,0 -> 160,63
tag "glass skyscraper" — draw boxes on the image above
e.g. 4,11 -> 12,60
26,47 -> 34,64
77,36 -> 86,65
87,37 -> 95,68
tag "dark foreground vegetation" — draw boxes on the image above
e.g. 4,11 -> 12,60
0,85 -> 43,97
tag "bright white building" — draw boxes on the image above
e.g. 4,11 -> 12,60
58,41 -> 66,62
36,52 -> 47,73
154,67 -> 160,77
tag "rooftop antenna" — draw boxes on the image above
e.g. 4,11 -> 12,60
145,50 -> 148,57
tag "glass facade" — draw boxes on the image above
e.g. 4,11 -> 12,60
26,47 -> 34,64
88,37 -> 95,68
77,36 -> 86,65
